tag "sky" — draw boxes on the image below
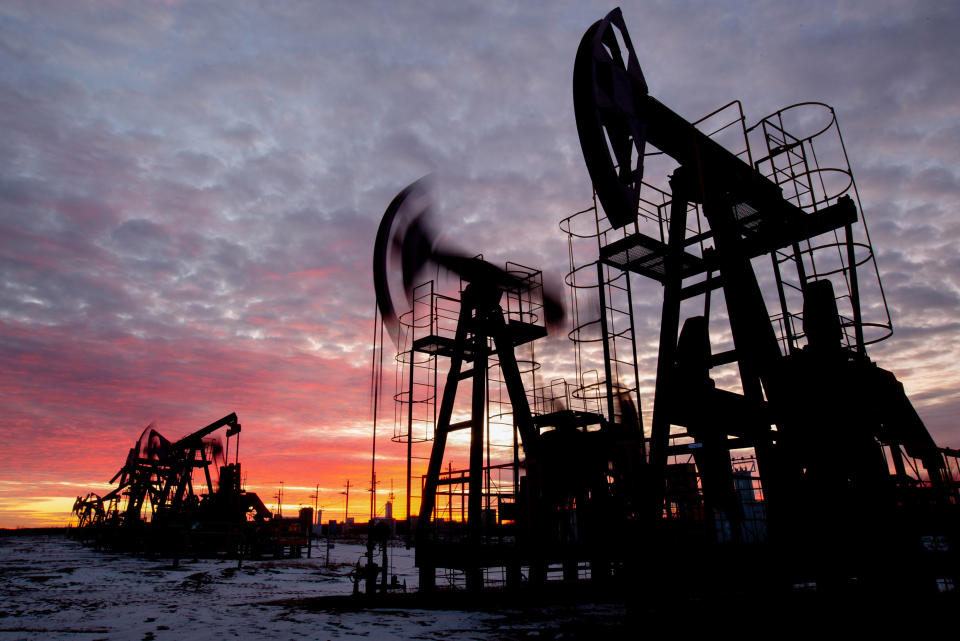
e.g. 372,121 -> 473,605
2,1 -> 959,528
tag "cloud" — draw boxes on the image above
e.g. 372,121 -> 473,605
2,1 -> 960,525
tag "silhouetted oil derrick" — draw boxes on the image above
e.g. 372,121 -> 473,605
72,413 -> 310,558
366,7 -> 959,601
374,179 -> 647,591
572,7 -> 958,594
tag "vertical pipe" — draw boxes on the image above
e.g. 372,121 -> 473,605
771,255 -> 796,355
485,357 -> 491,518
469,316 -> 488,546
844,223 -> 865,353
596,261 -> 617,424
513,423 -> 520,496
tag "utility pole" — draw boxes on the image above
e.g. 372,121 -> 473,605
311,483 -> 320,528
369,473 -> 378,522
275,481 -> 284,517
342,479 -> 351,532
307,483 -> 321,559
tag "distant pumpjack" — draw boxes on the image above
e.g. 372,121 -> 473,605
71,413 -> 301,558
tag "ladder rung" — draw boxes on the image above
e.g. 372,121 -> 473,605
458,368 -> 476,380
447,420 -> 473,431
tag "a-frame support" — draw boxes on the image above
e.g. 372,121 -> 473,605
416,282 -> 540,592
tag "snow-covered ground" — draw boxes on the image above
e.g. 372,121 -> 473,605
0,535 -> 625,640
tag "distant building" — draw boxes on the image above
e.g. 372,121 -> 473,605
371,501 -> 397,537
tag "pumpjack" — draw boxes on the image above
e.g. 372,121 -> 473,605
375,181 -> 643,590
375,8 -> 959,595
574,7 -> 958,592
72,413 -> 310,558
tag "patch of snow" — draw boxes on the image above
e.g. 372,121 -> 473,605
0,536 -> 625,640
0,537 -> 468,639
